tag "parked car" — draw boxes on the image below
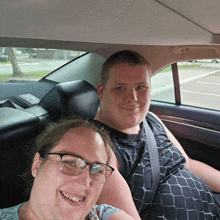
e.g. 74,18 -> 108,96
1,0 -> 220,214
193,59 -> 220,63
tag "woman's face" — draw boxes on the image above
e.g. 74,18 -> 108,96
29,127 -> 108,220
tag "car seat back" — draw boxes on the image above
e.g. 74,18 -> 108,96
0,80 -> 100,208
39,80 -> 100,120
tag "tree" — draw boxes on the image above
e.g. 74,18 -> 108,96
8,48 -> 24,77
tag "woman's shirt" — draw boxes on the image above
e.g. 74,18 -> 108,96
0,203 -> 121,220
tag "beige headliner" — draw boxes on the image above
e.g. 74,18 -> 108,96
1,0 -> 220,74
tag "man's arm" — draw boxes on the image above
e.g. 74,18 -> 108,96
166,127 -> 220,192
97,149 -> 141,220
151,112 -> 220,193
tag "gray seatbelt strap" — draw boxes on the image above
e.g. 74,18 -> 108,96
141,118 -> 160,219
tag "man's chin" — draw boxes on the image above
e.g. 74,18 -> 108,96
119,118 -> 143,133
125,115 -> 143,125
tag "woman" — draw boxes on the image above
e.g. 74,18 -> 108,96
0,117 -> 134,220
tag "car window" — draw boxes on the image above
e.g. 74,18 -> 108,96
0,47 -> 86,83
151,60 -> 220,111
179,60 -> 220,110
151,65 -> 175,103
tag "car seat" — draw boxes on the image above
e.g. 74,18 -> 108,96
0,80 -> 100,208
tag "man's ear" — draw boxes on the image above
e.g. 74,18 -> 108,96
31,152 -> 42,177
97,83 -> 104,100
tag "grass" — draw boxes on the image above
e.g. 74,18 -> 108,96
0,71 -> 51,82
160,63 -> 202,73
0,61 -> 11,65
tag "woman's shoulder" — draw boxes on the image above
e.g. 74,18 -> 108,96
0,203 -> 23,220
93,204 -> 122,219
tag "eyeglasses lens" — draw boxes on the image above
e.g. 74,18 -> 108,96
60,155 -> 110,183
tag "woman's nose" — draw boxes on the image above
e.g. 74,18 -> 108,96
73,166 -> 92,189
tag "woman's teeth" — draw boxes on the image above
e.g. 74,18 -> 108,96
62,192 -> 83,202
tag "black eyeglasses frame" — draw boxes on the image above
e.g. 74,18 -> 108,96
42,152 -> 114,183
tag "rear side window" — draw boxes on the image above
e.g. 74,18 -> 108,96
151,65 -> 174,103
0,47 -> 86,83
151,60 -> 220,111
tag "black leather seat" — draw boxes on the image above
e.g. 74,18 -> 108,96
39,80 -> 100,120
0,80 -> 99,208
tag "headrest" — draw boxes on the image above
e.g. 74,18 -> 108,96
39,80 -> 99,120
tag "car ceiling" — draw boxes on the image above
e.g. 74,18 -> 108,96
1,0 -> 220,45
1,0 -> 220,74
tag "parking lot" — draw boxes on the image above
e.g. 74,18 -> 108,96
152,64 -> 220,111
181,71 -> 220,110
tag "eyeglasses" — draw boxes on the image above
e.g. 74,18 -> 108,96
43,153 -> 114,183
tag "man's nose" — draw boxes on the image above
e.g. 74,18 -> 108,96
125,89 -> 138,102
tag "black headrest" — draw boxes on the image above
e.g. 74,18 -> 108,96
39,80 -> 99,120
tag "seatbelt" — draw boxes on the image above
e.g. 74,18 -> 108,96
140,118 -> 160,220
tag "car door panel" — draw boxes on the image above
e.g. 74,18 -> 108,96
150,101 -> 220,171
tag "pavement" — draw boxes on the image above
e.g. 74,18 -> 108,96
151,63 -> 220,95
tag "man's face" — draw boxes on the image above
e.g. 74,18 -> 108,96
97,63 -> 151,133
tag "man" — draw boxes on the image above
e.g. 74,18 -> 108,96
94,50 -> 220,219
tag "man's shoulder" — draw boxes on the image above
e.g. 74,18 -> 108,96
146,111 -> 160,124
146,112 -> 166,133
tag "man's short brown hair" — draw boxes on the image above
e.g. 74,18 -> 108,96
101,50 -> 150,88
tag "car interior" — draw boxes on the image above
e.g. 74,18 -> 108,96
1,0 -> 220,210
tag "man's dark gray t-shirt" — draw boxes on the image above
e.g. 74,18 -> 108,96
94,113 -> 220,219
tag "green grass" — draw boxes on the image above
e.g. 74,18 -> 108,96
0,71 -> 51,82
0,61 -> 11,65
160,63 -> 201,73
